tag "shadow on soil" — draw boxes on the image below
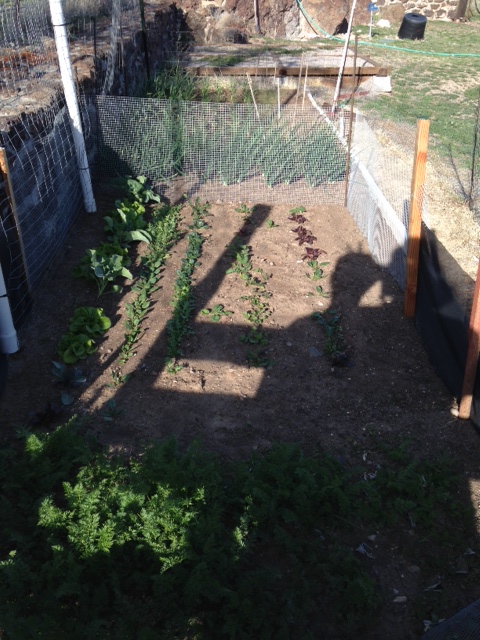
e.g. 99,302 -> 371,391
1,196 -> 480,640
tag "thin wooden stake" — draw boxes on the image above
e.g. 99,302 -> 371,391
404,118 -> 430,318
246,74 -> 260,119
294,53 -> 304,121
302,63 -> 309,110
277,78 -> 281,120
459,259 -> 480,419
344,34 -> 358,207
0,147 -> 32,320
0,147 -> 30,296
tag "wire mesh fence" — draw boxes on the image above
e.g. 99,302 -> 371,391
0,0 -> 146,113
97,97 -> 348,205
0,97 -> 85,326
0,0 -> 477,340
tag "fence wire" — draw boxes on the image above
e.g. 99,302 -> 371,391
97,97 -> 347,205
1,0 -> 477,337
0,98 -> 84,325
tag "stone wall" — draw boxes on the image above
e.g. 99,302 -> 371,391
376,0 -> 458,21
178,0 -> 462,41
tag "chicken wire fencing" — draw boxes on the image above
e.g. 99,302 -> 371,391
96,97 -> 348,205
0,0 -> 145,115
96,93 -> 416,288
0,98 -> 86,326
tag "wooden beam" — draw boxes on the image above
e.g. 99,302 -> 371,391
0,147 -> 30,294
403,118 -> 430,318
189,65 -> 390,78
458,259 -> 480,419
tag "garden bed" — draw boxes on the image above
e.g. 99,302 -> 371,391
2,183 -> 480,639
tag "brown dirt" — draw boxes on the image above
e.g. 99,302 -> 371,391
2,185 -> 480,639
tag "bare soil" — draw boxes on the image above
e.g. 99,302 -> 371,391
2,185 -> 480,639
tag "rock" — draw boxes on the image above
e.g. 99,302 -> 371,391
393,595 -> 407,603
308,346 -> 322,357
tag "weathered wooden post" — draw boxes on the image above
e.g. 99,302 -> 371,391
404,117 -> 430,318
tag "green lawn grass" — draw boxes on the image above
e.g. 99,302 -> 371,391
354,19 -> 480,168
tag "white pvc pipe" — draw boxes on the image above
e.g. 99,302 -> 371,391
0,263 -> 19,354
332,0 -> 358,113
49,0 -> 96,213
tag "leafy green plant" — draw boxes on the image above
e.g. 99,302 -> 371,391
289,205 -> 306,216
101,400 -> 125,422
242,294 -> 270,327
234,203 -> 252,219
110,369 -> 129,387
57,333 -> 98,365
188,197 -> 211,229
104,200 -> 151,245
68,307 -> 112,337
306,260 -> 329,281
200,304 -> 232,322
246,350 -> 273,368
312,309 -> 349,366
124,176 -> 161,204
0,424 -> 472,639
57,307 -> 111,365
73,244 -> 133,296
241,328 -> 268,345
52,361 -> 87,388
165,230 -> 205,373
118,204 -> 182,366
265,219 -> 277,228
226,242 -> 252,282
108,175 -> 161,204
51,361 -> 87,406
226,242 -> 272,367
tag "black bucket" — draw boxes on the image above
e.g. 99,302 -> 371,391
398,13 -> 427,40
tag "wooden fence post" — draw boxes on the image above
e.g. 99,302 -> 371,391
0,147 -> 30,296
404,117 -> 430,318
344,34 -> 358,207
458,260 -> 480,419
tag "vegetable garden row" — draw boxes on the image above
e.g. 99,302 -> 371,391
51,176 -> 345,405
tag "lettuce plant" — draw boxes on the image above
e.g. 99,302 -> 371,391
68,307 -> 111,337
57,333 -> 98,365
57,307 -> 111,365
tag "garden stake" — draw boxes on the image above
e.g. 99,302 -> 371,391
404,118 -> 430,318
294,53 -> 304,121
344,34 -> 358,207
277,78 -> 281,120
0,148 -> 31,298
246,74 -> 260,119
302,63 -> 309,110
459,259 -> 480,419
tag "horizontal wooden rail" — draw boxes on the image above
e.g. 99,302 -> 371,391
189,66 -> 390,78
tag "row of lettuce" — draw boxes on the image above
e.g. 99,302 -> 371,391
54,176 -> 203,402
